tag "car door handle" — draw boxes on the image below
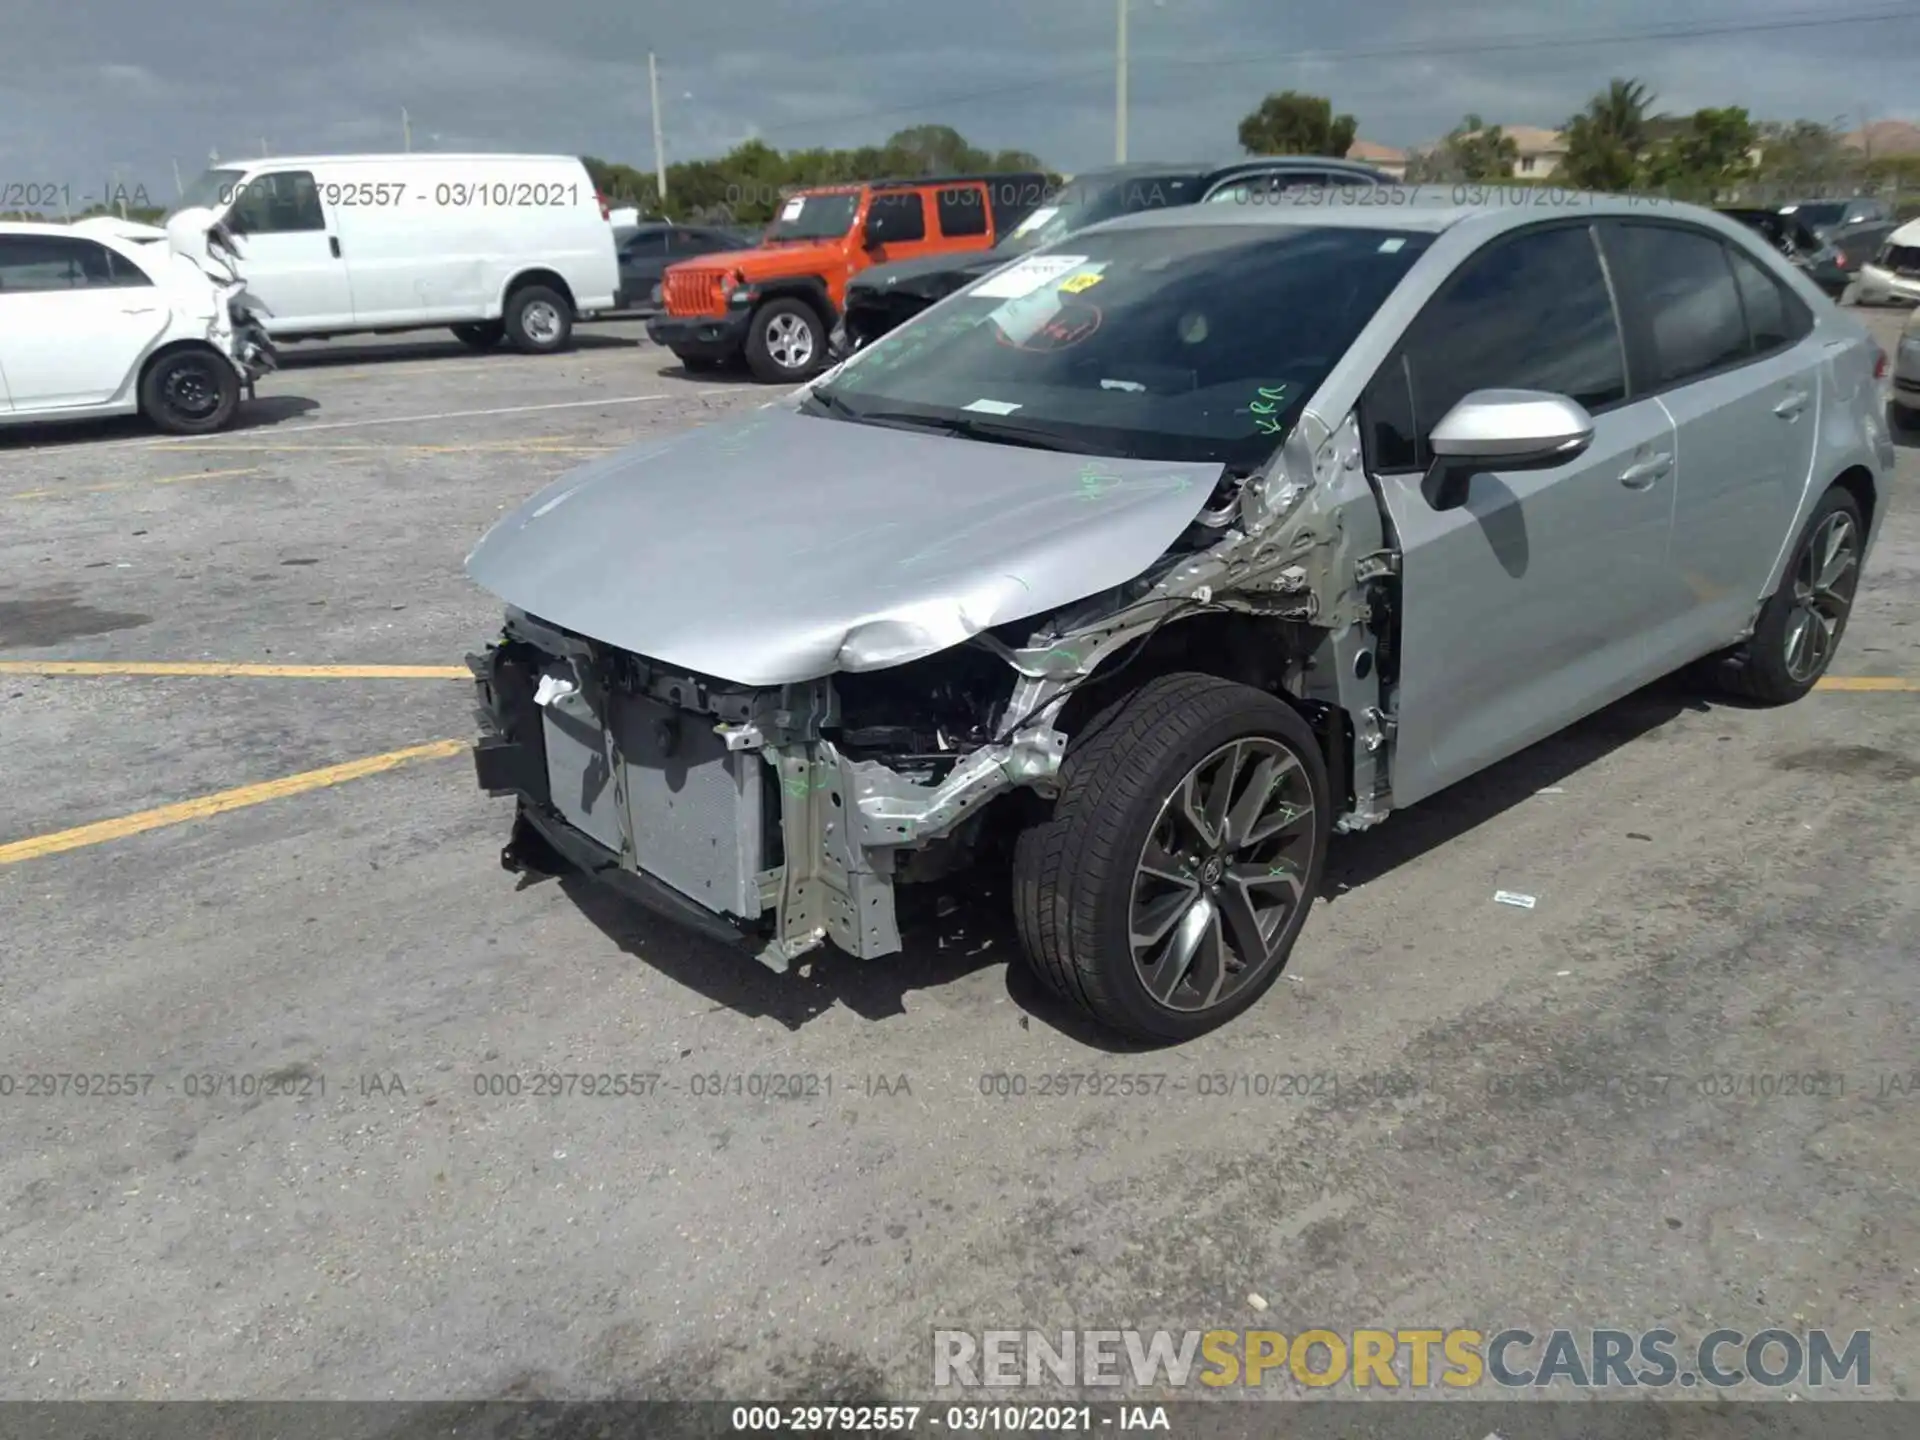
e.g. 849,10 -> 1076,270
120,306 -> 158,315
1773,389 -> 1809,418
329,236 -> 341,258
1619,454 -> 1672,489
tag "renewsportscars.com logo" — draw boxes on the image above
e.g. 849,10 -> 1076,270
932,1328 -> 1872,1391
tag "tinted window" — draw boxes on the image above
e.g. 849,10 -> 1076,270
1607,223 -> 1749,387
1205,171 -> 1372,205
228,170 -> 324,234
816,223 -> 1432,467
866,191 -> 926,243
1727,247 -> 1807,352
621,230 -> 668,258
936,186 -> 988,238
667,229 -> 724,255
0,235 -> 149,291
1363,224 -> 1626,473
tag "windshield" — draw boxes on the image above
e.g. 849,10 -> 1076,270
764,191 -> 860,241
996,175 -> 1195,255
1784,202 -> 1847,232
171,167 -> 248,216
812,223 -> 1432,466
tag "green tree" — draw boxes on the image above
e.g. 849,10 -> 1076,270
1559,77 -> 1655,191
1642,106 -> 1758,201
1752,119 -> 1851,194
1406,114 -> 1518,182
1236,91 -> 1358,158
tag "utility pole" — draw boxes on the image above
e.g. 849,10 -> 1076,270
172,158 -> 184,197
649,53 -> 667,203
260,138 -> 269,158
403,107 -> 412,152
1115,0 -> 1129,163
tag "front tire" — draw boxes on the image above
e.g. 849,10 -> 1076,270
451,321 -> 505,351
1712,486 -> 1865,704
141,349 -> 240,435
743,298 -> 826,383
1012,672 -> 1331,1042
504,285 -> 573,354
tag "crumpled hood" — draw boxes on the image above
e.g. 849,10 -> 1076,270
465,408 -> 1221,686
849,251 -> 1004,301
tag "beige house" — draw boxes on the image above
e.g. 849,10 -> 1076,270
1345,139 -> 1408,181
1497,126 -> 1569,178
1844,119 -> 1920,158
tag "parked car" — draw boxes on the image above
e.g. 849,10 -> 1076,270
164,154 -> 619,354
1889,303 -> 1920,418
1853,217 -> 1920,306
466,191 -> 1889,1042
1796,218 -> 1898,298
1777,196 -> 1891,247
645,171 -> 1049,382
614,222 -> 752,312
0,221 -> 276,434
833,158 -> 1392,357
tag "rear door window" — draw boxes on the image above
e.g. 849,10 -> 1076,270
1725,247 -> 1810,354
0,234 -> 147,291
936,186 -> 988,238
1362,223 -> 1627,473
1603,222 -> 1753,388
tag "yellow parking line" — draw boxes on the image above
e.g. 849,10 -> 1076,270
0,661 -> 469,679
0,739 -> 466,866
1815,676 -> 1920,692
8,466 -> 263,501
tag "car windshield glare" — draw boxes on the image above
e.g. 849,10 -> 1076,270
765,192 -> 859,241
816,223 -> 1433,466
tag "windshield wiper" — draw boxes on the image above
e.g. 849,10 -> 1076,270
849,411 -> 1093,453
801,387 -> 861,420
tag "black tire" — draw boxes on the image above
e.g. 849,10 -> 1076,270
503,285 -> 573,354
451,321 -> 505,351
1011,672 -> 1332,1043
140,349 -> 240,435
743,298 -> 827,383
1711,486 -> 1865,705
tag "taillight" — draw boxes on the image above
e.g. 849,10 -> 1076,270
596,190 -> 610,221
1874,347 -> 1889,381
1834,249 -> 1849,268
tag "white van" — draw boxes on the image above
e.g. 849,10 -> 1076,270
165,154 -> 618,354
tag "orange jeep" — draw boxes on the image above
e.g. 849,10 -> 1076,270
646,171 -> 1048,383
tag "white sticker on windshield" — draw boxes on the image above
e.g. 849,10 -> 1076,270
972,254 -> 1089,300
1378,237 -> 1405,253
780,197 -> 805,221
1008,205 -> 1059,239
962,398 -> 1022,415
990,288 -> 1062,346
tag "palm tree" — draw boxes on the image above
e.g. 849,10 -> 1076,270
1561,77 -> 1655,192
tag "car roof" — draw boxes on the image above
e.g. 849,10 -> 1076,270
1201,156 -> 1393,182
1083,186 -> 1758,241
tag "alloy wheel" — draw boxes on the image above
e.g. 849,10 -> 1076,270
1784,511 -> 1859,683
1128,737 -> 1318,1014
765,312 -> 815,371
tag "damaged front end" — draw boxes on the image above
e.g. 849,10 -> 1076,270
468,405 -> 1398,973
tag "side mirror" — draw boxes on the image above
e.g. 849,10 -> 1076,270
1425,389 -> 1594,510
1430,388 -> 1594,465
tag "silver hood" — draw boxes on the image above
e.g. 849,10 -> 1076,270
465,408 -> 1221,685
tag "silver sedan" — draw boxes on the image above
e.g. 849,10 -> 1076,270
467,188 -> 1894,1042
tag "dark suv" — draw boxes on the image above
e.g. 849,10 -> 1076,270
832,157 -> 1391,356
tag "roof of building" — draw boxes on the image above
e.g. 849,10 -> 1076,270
1347,139 -> 1408,163
1844,119 -> 1920,156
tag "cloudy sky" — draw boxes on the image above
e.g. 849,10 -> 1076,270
3,0 -> 1916,202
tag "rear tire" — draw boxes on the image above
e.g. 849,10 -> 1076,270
451,321 -> 505,351
743,298 -> 827,383
140,349 -> 240,435
1711,486 -> 1865,705
504,285 -> 573,354
1011,672 -> 1331,1043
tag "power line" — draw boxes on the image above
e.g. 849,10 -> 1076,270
750,5 -> 1920,141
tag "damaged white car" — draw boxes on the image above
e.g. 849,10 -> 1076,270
467,192 -> 1890,1040
0,220 -> 274,434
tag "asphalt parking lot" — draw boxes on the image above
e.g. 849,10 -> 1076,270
1,310 -> 1916,1404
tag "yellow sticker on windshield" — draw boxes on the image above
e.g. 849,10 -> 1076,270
1058,271 -> 1104,294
